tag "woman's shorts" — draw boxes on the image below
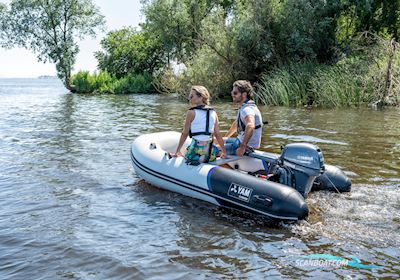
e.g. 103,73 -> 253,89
185,139 -> 220,163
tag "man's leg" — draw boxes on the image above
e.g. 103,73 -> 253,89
224,138 -> 241,155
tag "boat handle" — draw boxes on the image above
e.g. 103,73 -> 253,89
149,143 -> 157,150
253,195 -> 273,206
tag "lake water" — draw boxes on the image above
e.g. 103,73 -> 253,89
0,78 -> 399,279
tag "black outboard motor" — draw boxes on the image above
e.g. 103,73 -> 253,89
270,143 -> 324,198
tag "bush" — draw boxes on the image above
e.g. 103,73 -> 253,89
113,73 -> 155,94
71,70 -> 113,93
71,71 -> 96,93
71,71 -> 156,94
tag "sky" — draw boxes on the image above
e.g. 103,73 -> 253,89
0,0 -> 143,78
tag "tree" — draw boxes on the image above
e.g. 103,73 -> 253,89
95,27 -> 165,78
275,0 -> 341,63
339,0 -> 400,41
0,2 -> 7,44
141,0 -> 235,63
0,0 -> 105,90
230,0 -> 280,79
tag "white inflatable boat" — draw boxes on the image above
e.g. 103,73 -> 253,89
131,131 -> 311,220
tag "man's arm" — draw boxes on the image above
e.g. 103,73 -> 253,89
236,115 -> 255,156
224,120 -> 237,138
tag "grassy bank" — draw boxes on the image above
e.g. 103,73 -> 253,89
257,37 -> 400,107
71,36 -> 399,108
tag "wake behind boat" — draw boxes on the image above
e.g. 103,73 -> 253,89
130,131 -> 351,221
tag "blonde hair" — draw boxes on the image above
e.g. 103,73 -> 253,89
191,85 -> 211,105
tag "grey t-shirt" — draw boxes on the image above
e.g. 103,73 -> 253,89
237,104 -> 263,148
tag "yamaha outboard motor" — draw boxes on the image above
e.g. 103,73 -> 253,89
271,143 -> 324,198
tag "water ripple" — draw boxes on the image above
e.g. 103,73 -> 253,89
0,79 -> 399,279
270,134 -> 348,145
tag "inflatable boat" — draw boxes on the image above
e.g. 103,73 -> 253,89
130,131 -> 351,221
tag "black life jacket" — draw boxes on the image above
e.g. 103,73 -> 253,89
188,105 -> 215,138
237,100 -> 262,134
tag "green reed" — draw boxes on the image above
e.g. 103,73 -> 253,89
257,61 -> 386,107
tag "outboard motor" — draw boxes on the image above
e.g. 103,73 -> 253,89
270,143 -> 324,198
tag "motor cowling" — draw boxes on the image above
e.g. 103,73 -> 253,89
271,143 -> 325,198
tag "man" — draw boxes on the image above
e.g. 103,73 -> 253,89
224,80 -> 263,156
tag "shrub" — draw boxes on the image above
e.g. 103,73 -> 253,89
113,73 -> 155,94
71,71 -> 155,94
71,71 -> 96,93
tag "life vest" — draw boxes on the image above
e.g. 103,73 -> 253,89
188,105 -> 215,138
237,100 -> 263,134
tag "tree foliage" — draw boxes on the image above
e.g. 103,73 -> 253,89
95,27 -> 165,78
73,0 -> 399,104
0,2 -> 7,44
141,0 -> 235,63
275,0 -> 341,63
0,0 -> 105,90
71,70 -> 155,94
340,0 -> 400,41
139,0 -> 349,96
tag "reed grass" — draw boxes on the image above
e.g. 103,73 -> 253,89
257,62 -> 378,107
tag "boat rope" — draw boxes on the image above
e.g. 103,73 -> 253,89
324,174 -> 341,194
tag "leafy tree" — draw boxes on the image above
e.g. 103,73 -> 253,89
177,7 -> 242,96
230,0 -> 281,79
341,0 -> 400,41
95,27 -> 165,78
143,0 -> 344,95
275,0 -> 341,63
0,0 -> 105,90
141,0 -> 191,63
141,0 -> 235,63
0,2 -> 7,44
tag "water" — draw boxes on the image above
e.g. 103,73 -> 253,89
0,78 -> 399,279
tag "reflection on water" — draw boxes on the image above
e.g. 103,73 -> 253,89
0,79 -> 399,279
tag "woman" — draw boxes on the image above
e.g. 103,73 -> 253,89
172,85 -> 227,163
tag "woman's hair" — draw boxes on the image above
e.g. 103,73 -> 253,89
233,80 -> 254,99
191,85 -> 210,105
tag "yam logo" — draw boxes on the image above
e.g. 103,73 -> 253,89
228,183 -> 253,202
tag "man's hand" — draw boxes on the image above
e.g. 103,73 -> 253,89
236,145 -> 246,156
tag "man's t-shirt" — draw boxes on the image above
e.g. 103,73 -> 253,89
237,104 -> 262,148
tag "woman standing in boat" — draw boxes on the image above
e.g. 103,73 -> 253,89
171,86 -> 227,163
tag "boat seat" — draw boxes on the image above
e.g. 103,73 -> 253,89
210,155 -> 242,166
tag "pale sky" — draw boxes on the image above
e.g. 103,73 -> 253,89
0,0 -> 143,78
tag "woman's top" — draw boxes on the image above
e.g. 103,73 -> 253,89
190,108 -> 217,141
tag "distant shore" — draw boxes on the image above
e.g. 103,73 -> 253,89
38,75 -> 58,79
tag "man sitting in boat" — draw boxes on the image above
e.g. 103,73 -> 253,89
171,86 -> 227,164
224,80 -> 263,156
